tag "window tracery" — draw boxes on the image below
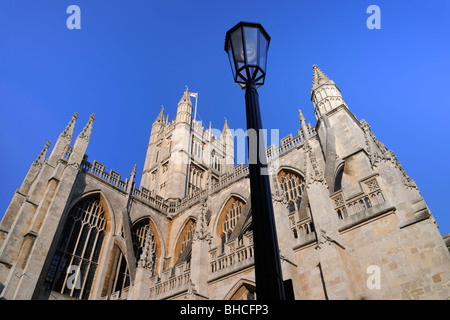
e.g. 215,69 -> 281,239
218,198 -> 245,253
175,219 -> 197,259
44,195 -> 107,300
278,170 -> 306,214
131,219 -> 157,268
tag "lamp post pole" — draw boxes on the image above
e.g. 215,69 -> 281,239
225,22 -> 285,300
245,81 -> 285,300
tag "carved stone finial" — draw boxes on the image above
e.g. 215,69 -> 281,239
77,114 -> 95,142
271,171 -> 287,205
193,198 -> 211,243
305,140 -> 327,187
184,280 -> 197,299
315,229 -> 345,250
138,228 -> 156,273
311,64 -> 334,91
32,141 -> 51,168
60,113 -> 78,140
298,109 -> 305,123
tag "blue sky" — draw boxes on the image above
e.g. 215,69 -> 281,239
0,0 -> 449,235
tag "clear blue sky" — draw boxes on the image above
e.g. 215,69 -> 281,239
0,1 -> 449,235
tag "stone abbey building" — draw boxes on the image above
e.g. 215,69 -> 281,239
0,65 -> 449,300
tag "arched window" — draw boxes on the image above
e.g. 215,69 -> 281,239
334,166 -> 344,192
278,169 -> 306,214
131,219 -> 158,270
217,197 -> 245,253
174,218 -> 197,260
44,194 -> 107,300
228,282 -> 257,300
110,248 -> 130,298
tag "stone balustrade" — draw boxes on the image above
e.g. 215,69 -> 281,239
148,261 -> 191,299
132,187 -> 170,213
82,160 -> 128,191
289,216 -> 316,246
209,231 -> 254,276
331,176 -> 385,220
108,286 -> 130,300
266,125 -> 316,162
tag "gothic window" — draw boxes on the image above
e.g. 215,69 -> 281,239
111,248 -> 130,298
188,165 -> 204,196
131,219 -> 158,269
217,197 -> 244,253
182,220 -> 196,255
44,194 -> 107,300
278,169 -> 306,214
211,149 -> 219,171
228,282 -> 257,300
334,166 -> 344,192
175,218 -> 197,259
191,139 -> 203,158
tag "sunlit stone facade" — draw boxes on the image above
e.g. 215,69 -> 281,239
1,66 -> 449,300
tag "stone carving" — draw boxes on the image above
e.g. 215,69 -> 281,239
304,140 -> 327,187
193,198 -> 211,243
32,141 -> 51,168
315,229 -> 345,250
360,119 -> 418,190
77,113 -> 95,142
184,280 -> 197,300
205,170 -> 212,190
67,162 -> 81,171
312,64 -> 335,90
138,228 -> 156,273
60,112 -> 78,140
270,169 -> 288,206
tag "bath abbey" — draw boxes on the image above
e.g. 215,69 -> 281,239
0,65 -> 449,300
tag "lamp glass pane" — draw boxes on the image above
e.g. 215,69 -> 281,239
249,67 -> 256,80
226,39 -> 236,79
243,26 -> 258,66
231,27 -> 245,71
258,31 -> 268,73
238,68 -> 248,82
254,68 -> 262,81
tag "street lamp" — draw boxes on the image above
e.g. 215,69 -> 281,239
224,22 -> 285,300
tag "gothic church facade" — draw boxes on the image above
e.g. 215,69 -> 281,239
0,65 -> 449,300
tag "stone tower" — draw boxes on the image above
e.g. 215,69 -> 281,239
165,88 -> 193,200
140,87 -> 235,201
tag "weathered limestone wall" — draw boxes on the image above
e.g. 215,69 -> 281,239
341,212 -> 450,300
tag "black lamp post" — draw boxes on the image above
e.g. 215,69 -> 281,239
225,22 -> 285,300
